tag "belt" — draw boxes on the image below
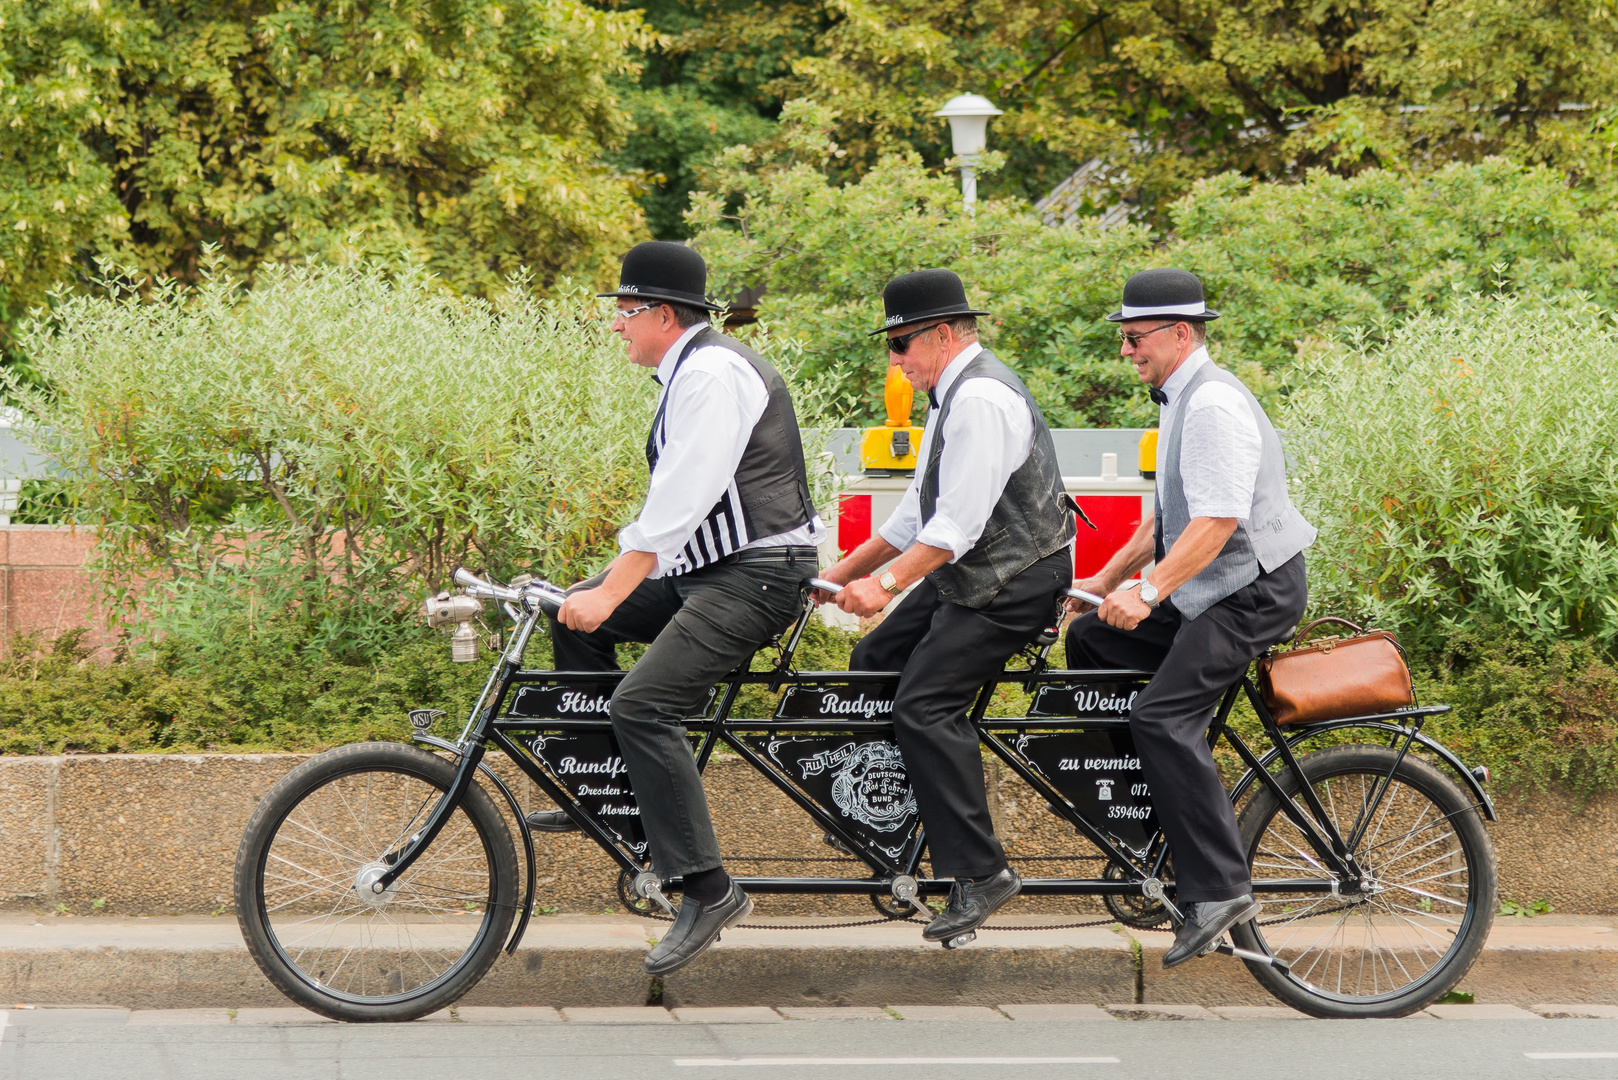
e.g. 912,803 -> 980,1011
724,546 -> 819,565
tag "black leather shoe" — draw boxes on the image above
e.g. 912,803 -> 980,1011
524,809 -> 579,832
644,882 -> 753,976
1162,894 -> 1260,968
922,869 -> 1022,942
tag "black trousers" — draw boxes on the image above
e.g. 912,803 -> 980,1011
1063,554 -> 1308,904
551,553 -> 816,879
850,549 -> 1072,880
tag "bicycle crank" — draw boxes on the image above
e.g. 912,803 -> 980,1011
1210,938 -> 1291,972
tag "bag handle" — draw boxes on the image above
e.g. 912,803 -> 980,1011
1288,616 -> 1366,644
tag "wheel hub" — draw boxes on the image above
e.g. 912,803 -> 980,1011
353,861 -> 400,908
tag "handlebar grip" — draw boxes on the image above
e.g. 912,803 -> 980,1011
1063,587 -> 1107,607
805,577 -> 844,596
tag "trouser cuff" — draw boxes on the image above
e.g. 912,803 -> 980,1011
1176,881 -> 1252,904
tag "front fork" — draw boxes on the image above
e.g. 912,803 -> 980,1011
375,610 -> 540,893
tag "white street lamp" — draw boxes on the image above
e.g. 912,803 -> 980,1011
934,93 -> 1003,212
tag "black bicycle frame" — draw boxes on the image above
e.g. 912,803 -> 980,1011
380,590 -> 1492,954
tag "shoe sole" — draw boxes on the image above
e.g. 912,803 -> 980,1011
644,893 -> 754,976
921,879 -> 1022,942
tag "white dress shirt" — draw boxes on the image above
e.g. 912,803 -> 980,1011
1155,347 -> 1263,521
619,325 -> 824,578
877,342 -> 1035,561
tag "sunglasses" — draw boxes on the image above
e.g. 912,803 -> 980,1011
1117,323 -> 1177,349
883,322 -> 941,355
614,303 -> 660,322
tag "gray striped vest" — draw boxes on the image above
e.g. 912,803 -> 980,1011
1156,361 -> 1316,620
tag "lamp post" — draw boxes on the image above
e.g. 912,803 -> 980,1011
933,93 -> 1003,212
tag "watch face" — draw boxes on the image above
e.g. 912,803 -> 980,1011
1139,582 -> 1158,603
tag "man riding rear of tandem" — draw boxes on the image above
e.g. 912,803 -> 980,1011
816,269 -> 1079,944
1066,268 -> 1316,966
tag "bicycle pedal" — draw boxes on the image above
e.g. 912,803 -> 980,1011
942,931 -> 977,950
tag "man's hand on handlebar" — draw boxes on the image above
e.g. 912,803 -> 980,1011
835,576 -> 893,618
806,571 -> 849,606
557,587 -> 618,634
1063,576 -> 1112,615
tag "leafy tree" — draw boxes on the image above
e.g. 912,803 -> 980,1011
0,0 -> 654,343
691,104 -> 1618,428
623,0 -> 1618,221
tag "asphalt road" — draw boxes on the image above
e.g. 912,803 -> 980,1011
5,1012 -> 1618,1080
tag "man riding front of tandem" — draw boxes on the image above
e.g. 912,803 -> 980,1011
526,241 -> 824,975
815,269 -> 1079,945
1065,268 -> 1316,966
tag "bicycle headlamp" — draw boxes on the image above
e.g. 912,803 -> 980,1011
423,592 -> 483,628
424,592 -> 485,662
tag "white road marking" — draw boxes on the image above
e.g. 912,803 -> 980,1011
675,1058 -> 1119,1067
1525,1053 -> 1618,1059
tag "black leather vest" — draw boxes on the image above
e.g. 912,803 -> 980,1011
919,350 -> 1076,608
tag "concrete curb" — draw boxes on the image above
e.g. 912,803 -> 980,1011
4,915 -> 1617,1010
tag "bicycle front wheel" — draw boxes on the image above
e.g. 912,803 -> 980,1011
234,742 -> 517,1022
1232,743 -> 1496,1018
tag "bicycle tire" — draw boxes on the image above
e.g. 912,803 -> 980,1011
234,742 -> 518,1022
1232,744 -> 1496,1018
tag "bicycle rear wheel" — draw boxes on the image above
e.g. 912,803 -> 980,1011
1232,743 -> 1496,1018
234,742 -> 517,1022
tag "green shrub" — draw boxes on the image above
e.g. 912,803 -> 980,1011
0,623 -> 509,755
13,262 -> 656,660
691,106 -> 1618,430
1283,293 -> 1618,659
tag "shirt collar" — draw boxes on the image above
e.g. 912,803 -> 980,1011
655,324 -> 707,385
931,341 -> 984,403
1157,346 -> 1210,407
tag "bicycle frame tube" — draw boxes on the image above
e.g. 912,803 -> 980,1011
388,590 -> 1445,922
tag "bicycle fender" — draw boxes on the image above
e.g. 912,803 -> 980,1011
1229,720 -> 1497,822
415,734 -> 538,953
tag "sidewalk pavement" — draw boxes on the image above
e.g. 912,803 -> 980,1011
2,913 -> 1615,1011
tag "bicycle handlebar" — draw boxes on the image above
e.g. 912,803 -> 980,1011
1063,586 -> 1107,607
451,567 -> 568,617
805,577 -> 844,596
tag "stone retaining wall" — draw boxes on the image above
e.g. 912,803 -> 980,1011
0,751 -> 1608,915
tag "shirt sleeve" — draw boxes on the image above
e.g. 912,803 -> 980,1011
876,475 -> 923,551
618,353 -> 764,576
1179,383 -> 1263,520
913,384 -> 1033,560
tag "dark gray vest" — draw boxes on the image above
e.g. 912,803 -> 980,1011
920,350 -> 1076,609
646,326 -> 816,573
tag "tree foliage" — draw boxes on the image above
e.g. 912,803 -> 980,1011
690,104 -> 1618,428
613,0 -> 1618,222
0,0 -> 655,343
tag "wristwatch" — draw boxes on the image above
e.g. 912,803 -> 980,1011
1137,580 -> 1161,609
878,571 -> 902,595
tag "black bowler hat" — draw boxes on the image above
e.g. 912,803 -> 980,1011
597,241 -> 726,312
867,268 -> 991,336
1105,267 -> 1220,323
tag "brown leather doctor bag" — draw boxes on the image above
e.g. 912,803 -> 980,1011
1257,617 -> 1415,726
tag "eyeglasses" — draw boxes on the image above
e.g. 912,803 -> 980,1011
883,322 -> 941,355
614,303 -> 659,322
1118,323 -> 1177,349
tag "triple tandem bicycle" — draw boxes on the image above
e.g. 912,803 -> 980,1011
234,568 -> 1498,1022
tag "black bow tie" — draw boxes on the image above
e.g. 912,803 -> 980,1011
1149,386 -> 1169,405
927,389 -> 940,410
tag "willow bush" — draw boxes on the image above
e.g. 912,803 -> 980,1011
12,262 -> 657,661
1285,293 -> 1618,656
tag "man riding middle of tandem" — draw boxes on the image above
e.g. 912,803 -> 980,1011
814,268 -> 1080,944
